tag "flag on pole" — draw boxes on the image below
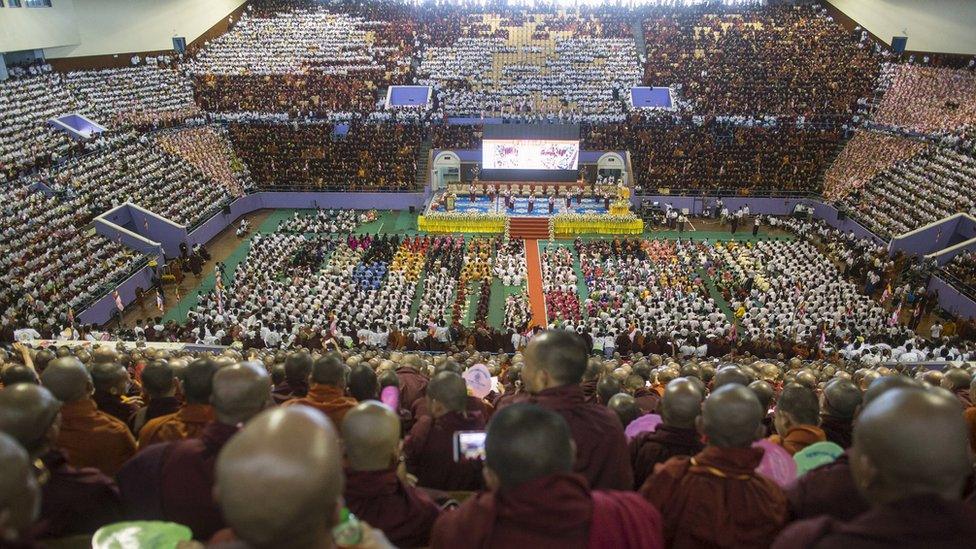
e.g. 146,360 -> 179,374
889,304 -> 901,326
156,288 -> 164,312
67,307 -> 74,327
113,290 -> 124,312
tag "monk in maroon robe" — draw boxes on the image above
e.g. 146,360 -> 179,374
282,353 -> 358,427
403,372 -> 485,491
91,362 -> 140,428
117,363 -> 270,540
514,331 -> 632,490
271,351 -> 311,405
0,384 -> 123,539
342,402 -> 440,548
630,378 -> 704,489
138,358 -> 218,449
818,378 -> 861,449
130,361 -> 181,435
769,384 -> 826,455
642,385 -> 788,548
775,387 -> 976,548
431,403 -> 663,549
396,359 -> 429,411
0,431 -> 40,548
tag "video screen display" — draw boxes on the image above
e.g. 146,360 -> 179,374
482,139 -> 580,171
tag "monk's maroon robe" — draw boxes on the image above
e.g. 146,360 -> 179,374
403,410 -> 485,491
430,473 -> 663,549
396,366 -> 429,411
784,451 -> 869,522
629,424 -> 704,490
344,468 -> 440,548
35,450 -> 123,539
641,446 -> 788,548
774,493 -> 976,549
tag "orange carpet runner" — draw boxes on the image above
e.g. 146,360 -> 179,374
523,239 -> 548,328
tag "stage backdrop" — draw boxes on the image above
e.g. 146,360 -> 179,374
481,123 -> 580,182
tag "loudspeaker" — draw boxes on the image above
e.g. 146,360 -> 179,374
891,36 -> 908,54
837,209 -> 846,221
222,204 -> 231,215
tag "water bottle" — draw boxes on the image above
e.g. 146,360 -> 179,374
332,507 -> 363,547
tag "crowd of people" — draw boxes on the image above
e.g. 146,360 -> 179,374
642,4 -> 878,118
63,66 -> 200,128
154,125 -> 253,197
276,208 -> 376,234
822,130 -> 925,200
2,328 -> 976,547
871,63 -> 976,138
836,145 -> 976,239
228,121 -> 423,190
946,250 -> 976,296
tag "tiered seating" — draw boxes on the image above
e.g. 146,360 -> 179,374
0,74 -> 90,181
229,122 -> 423,190
945,250 -> 976,294
584,118 -> 841,193
838,147 -> 976,239
643,4 -> 878,117
189,8 -> 415,114
417,12 -> 641,120
871,63 -> 976,137
64,66 -> 200,127
154,125 -> 253,197
823,130 -> 925,200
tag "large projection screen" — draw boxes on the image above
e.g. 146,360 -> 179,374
480,124 -> 580,182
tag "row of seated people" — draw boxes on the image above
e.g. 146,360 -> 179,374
188,7 -> 415,114
63,65 -> 200,128
822,130 -> 925,200
2,333 -> 976,547
153,125 -> 254,197
945,250 -> 976,296
228,121 -> 423,190
583,115 -> 842,193
870,62 -> 976,138
642,4 -> 878,118
837,145 -> 976,239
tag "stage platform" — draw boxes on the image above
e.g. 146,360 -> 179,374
447,195 -> 610,217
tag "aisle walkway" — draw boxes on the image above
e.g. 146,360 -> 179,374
524,239 -> 547,328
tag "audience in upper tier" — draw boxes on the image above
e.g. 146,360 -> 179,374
642,4 -> 878,119
871,63 -> 976,138
823,130 -> 926,200
64,66 -> 200,128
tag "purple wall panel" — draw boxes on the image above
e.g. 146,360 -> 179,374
929,276 -> 976,322
78,265 -> 156,326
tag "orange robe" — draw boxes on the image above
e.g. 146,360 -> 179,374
57,399 -> 137,477
282,384 -> 358,428
964,406 -> 976,454
768,425 -> 827,456
641,446 -> 788,548
137,403 -> 215,449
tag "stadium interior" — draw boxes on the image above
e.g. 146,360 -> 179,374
2,0 -> 976,547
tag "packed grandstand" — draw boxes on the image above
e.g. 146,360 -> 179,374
2,0 -> 976,547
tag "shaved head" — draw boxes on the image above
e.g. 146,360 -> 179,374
90,362 -> 127,394
0,431 -> 40,537
216,407 -> 343,549
597,376 -> 621,405
485,403 -> 573,488
341,402 -> 400,471
852,389 -> 971,505
661,378 -> 704,429
701,385 -> 764,448
427,371 -> 467,412
863,375 -> 920,407
40,357 -> 91,403
212,362 -> 271,425
347,364 -> 378,401
940,368 -> 971,392
523,330 -> 588,391
776,384 -> 820,427
713,366 -> 751,389
183,357 -> 218,404
1,365 -> 38,387
141,362 -> 175,398
748,380 -> 775,412
284,352 -> 313,383
0,384 -> 61,456
310,353 -> 346,387
607,393 -> 641,429
821,378 -> 862,420
794,370 -> 818,390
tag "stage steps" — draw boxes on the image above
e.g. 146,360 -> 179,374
509,217 -> 550,240
415,138 -> 431,188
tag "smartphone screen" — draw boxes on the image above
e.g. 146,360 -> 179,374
453,430 -> 487,462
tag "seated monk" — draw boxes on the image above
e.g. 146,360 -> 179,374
138,358 -> 217,448
785,376 -> 919,522
396,355 -> 430,411
431,403 -> 664,549
775,387 -> 976,548
941,367 -> 972,409
40,357 -> 136,476
283,352 -> 358,427
0,384 -> 122,538
0,431 -> 41,547
818,378 -> 862,449
212,406 -> 394,548
130,361 -> 181,435
117,362 -> 270,540
606,393 -> 642,431
272,351 -> 312,405
516,331 -> 632,490
641,385 -> 788,548
630,378 -> 705,490
403,371 -> 485,491
91,362 -> 140,427
342,401 -> 440,548
770,384 -> 826,455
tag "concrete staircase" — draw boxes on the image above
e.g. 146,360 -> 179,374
509,217 -> 550,239
415,139 -> 431,188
